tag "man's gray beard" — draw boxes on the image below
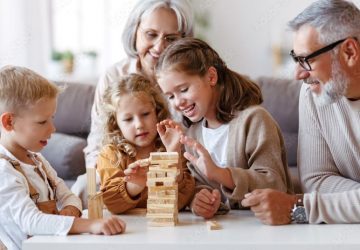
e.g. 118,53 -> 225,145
314,60 -> 349,106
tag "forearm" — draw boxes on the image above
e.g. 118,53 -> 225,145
305,189 -> 360,224
69,218 -> 94,234
211,167 -> 235,190
126,182 -> 145,197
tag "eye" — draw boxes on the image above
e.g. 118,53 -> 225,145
180,87 -> 188,93
167,95 -> 174,100
142,111 -> 150,117
38,120 -> 47,125
122,117 -> 132,122
164,35 -> 180,43
145,32 -> 157,40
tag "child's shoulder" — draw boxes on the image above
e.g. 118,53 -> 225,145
232,105 -> 278,128
99,144 -> 126,161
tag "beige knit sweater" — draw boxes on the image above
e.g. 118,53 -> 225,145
185,105 -> 293,209
299,84 -> 360,223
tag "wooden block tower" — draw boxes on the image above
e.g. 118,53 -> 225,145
146,152 -> 179,226
87,167 -> 103,219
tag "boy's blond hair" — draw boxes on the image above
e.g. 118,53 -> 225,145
0,65 -> 60,114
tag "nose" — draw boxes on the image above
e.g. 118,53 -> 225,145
294,64 -> 311,80
134,117 -> 144,129
153,37 -> 166,53
174,95 -> 185,110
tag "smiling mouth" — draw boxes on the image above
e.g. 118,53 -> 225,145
182,104 -> 195,115
304,79 -> 320,85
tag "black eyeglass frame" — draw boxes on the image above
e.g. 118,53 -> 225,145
290,38 -> 347,71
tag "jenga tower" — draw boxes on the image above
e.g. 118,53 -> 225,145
87,167 -> 103,219
146,152 -> 179,226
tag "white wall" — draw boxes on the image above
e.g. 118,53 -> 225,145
196,0 -> 360,79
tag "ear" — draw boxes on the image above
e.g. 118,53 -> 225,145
207,66 -> 218,86
340,38 -> 359,67
1,112 -> 15,131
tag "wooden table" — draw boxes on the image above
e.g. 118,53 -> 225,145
22,209 -> 360,250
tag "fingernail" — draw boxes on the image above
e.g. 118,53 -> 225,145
244,193 -> 251,198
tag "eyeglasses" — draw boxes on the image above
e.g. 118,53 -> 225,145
290,38 -> 346,71
138,26 -> 183,45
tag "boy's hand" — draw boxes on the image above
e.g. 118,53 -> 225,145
191,189 -> 221,219
89,216 -> 126,235
180,135 -> 218,181
59,205 -> 82,217
157,119 -> 183,153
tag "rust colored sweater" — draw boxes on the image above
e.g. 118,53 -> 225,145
97,144 -> 195,214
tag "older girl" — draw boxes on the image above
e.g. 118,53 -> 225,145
156,38 -> 293,219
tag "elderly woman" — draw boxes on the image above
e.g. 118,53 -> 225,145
71,0 -> 194,207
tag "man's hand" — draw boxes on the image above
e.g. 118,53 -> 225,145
241,189 -> 297,225
190,189 -> 221,219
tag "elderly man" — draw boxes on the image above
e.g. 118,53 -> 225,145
242,0 -> 360,225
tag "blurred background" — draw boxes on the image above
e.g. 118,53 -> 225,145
1,0 -> 360,84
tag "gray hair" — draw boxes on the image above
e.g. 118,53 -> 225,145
122,0 -> 194,58
288,0 -> 360,45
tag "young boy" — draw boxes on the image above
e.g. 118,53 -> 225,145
0,66 -> 126,250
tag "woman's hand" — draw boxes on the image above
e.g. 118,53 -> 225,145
157,119 -> 183,153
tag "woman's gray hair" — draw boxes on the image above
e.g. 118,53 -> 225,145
288,0 -> 360,45
122,0 -> 194,58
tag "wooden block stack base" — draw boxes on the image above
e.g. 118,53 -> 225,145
88,192 -> 103,219
146,152 -> 179,227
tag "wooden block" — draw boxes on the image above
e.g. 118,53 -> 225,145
148,185 -> 177,192
86,167 -> 97,196
147,203 -> 175,209
206,220 -> 222,230
147,197 -> 177,204
148,216 -> 178,227
149,152 -> 178,161
128,158 -> 150,170
88,192 -> 103,219
147,207 -> 175,214
146,213 -> 177,219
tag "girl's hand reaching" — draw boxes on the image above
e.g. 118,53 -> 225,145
180,135 -> 218,181
123,159 -> 149,197
157,119 -> 183,153
181,135 -> 235,190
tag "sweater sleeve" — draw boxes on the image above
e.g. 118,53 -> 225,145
97,145 -> 147,214
222,107 -> 292,201
177,155 -> 195,210
298,85 -> 360,193
304,189 -> 360,224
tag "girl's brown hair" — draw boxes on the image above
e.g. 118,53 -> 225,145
156,37 -> 263,126
101,73 -> 170,159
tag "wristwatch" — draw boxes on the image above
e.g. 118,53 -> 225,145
291,194 -> 308,224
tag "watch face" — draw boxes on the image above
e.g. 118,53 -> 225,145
293,206 -> 307,223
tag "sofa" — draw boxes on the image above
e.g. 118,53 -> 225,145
41,77 -> 302,192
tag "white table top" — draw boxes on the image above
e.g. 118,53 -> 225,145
23,210 -> 360,250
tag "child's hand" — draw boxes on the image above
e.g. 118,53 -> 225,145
123,160 -> 149,187
123,160 -> 149,197
190,189 -> 221,219
59,205 -> 82,217
157,119 -> 183,153
89,216 -> 126,235
180,135 -> 218,181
